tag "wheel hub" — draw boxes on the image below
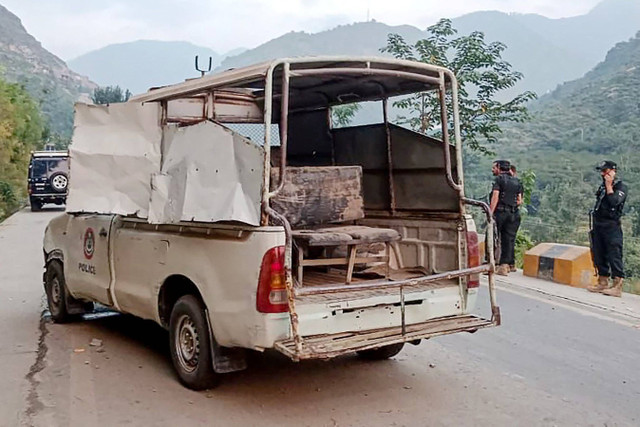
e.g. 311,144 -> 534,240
176,314 -> 199,373
50,277 -> 61,305
52,175 -> 67,190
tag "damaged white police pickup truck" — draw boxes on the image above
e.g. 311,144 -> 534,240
43,57 -> 500,390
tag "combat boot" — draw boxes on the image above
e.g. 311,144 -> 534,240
587,276 -> 609,293
602,277 -> 623,297
495,264 -> 510,276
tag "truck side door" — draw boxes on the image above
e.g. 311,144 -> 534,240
64,214 -> 114,306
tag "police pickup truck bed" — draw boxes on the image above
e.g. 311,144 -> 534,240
42,57 -> 499,390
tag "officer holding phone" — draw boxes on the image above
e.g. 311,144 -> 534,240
587,160 -> 628,297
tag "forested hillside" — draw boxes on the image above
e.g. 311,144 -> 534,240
0,5 -> 95,139
0,76 -> 44,219
464,31 -> 640,280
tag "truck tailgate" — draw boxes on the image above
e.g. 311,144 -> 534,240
275,314 -> 492,360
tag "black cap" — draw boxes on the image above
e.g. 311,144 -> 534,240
596,160 -> 617,171
494,159 -> 511,172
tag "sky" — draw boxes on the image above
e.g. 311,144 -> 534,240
2,0 -> 603,60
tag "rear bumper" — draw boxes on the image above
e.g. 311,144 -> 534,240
275,313 -> 496,360
30,193 -> 67,203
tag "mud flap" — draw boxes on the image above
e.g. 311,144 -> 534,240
65,293 -> 92,315
205,309 -> 247,373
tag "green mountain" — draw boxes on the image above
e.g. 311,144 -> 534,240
0,4 -> 95,138
453,0 -> 640,99
217,0 -> 640,101
506,31 -> 640,160
67,40 -> 226,95
216,21 -> 425,70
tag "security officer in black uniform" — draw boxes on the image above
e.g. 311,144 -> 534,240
489,160 -> 523,275
587,160 -> 628,297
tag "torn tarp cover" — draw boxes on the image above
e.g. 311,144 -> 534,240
66,102 -> 162,217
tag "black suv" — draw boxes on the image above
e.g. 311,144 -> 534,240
27,151 -> 69,211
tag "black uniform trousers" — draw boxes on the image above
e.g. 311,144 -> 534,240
592,221 -> 624,278
495,208 -> 520,266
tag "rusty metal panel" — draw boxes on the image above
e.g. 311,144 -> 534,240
166,97 -> 206,122
274,314 -> 494,360
358,217 -> 459,273
270,166 -> 364,228
165,91 -> 263,124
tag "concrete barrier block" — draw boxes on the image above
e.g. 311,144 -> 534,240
523,243 -> 597,288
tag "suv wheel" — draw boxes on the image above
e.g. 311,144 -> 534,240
30,199 -> 42,212
49,172 -> 68,193
169,295 -> 219,390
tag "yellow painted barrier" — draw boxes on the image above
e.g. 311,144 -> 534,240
523,243 -> 597,288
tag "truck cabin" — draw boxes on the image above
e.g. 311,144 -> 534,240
131,58 -> 491,291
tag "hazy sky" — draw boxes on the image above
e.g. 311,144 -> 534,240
2,0 -> 603,60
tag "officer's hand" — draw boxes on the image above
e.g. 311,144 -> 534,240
604,172 -> 614,186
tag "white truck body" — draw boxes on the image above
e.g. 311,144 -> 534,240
42,57 -> 499,389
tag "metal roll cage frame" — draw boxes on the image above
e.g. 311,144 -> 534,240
259,59 -> 498,356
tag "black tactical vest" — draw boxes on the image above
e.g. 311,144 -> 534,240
495,173 -> 520,208
594,180 -> 627,222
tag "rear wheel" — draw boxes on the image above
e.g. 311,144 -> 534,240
356,343 -> 405,360
169,295 -> 219,390
30,199 -> 42,212
44,261 -> 70,323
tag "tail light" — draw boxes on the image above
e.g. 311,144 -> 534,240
256,246 -> 289,313
466,231 -> 480,289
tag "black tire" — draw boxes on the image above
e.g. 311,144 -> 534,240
49,172 -> 68,193
30,199 -> 42,212
357,343 -> 405,360
44,261 -> 71,323
169,295 -> 219,390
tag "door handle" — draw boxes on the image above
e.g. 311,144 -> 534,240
99,228 -> 108,237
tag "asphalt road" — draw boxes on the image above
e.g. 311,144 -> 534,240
2,208 -> 640,426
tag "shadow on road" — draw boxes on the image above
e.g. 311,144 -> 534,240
69,310 -> 415,400
29,205 -> 65,213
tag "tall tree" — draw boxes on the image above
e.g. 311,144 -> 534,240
381,19 -> 536,153
0,78 -> 44,219
91,85 -> 132,105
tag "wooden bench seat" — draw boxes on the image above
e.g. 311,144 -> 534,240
292,225 -> 400,246
271,165 -> 401,286
293,225 -> 400,285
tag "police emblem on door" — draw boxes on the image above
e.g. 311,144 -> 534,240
83,228 -> 95,260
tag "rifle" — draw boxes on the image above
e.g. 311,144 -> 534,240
588,210 -> 598,276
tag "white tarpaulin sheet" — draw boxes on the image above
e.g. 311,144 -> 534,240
148,121 -> 264,226
66,103 -> 162,217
